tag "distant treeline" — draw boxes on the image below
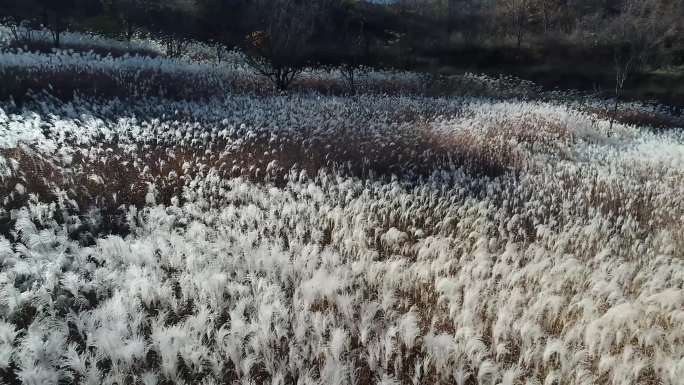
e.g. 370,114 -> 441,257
393,1 -> 684,69
1,0 -> 683,94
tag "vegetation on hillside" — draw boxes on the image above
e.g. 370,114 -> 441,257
1,0 -> 683,101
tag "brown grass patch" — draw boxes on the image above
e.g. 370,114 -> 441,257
0,116 -> 522,240
586,107 -> 684,130
0,67 -> 235,101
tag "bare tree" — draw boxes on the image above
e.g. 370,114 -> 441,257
337,7 -> 374,94
496,0 -> 533,52
533,0 -> 562,35
100,0 -> 155,41
601,0 -> 677,131
243,0 -> 332,90
338,30 -> 365,93
35,0 -> 78,47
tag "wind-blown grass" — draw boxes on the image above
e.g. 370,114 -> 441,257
0,44 -> 683,385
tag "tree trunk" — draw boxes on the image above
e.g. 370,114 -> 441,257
52,11 -> 63,48
447,0 -> 457,35
274,69 -> 290,91
125,22 -> 134,42
342,65 -> 355,94
349,68 -> 355,94
608,94 -> 619,134
515,13 -> 523,54
610,59 -> 631,134
541,0 -> 551,34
